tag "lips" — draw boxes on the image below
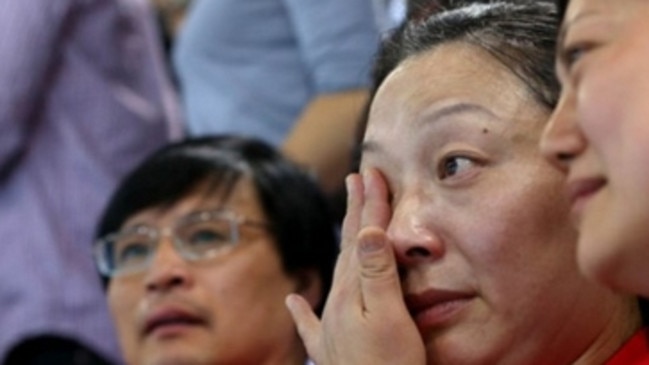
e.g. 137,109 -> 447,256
142,306 -> 205,337
404,289 -> 474,331
565,177 -> 606,215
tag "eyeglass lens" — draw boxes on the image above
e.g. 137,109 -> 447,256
107,215 -> 236,275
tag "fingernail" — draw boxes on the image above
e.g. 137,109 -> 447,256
359,237 -> 385,255
345,175 -> 355,197
285,294 -> 295,310
362,168 -> 371,182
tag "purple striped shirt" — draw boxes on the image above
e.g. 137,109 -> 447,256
0,0 -> 183,362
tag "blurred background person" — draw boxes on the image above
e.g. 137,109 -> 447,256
151,0 -> 191,42
172,0 -> 381,197
0,0 -> 182,363
148,0 -> 191,76
373,0 -> 406,34
94,136 -> 338,365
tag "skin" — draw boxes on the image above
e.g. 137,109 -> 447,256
108,177 -> 318,365
540,0 -> 649,297
282,90 -> 369,194
288,42 -> 639,365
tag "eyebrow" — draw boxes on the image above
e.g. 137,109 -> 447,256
557,11 -> 599,50
361,102 -> 497,155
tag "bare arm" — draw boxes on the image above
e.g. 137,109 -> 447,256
282,90 -> 369,194
281,0 -> 379,193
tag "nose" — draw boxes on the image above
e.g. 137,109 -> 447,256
387,192 -> 445,268
144,235 -> 193,293
540,89 -> 587,173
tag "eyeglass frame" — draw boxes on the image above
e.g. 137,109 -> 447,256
93,208 -> 269,278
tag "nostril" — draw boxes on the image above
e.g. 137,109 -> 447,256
169,276 -> 185,287
557,152 -> 574,161
405,247 -> 432,258
146,271 -> 187,292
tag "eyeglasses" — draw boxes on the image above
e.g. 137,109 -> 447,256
94,209 -> 268,277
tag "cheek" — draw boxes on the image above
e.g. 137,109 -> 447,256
578,46 -> 649,156
201,258 -> 296,315
107,283 -> 140,358
577,75 -> 620,150
463,173 -> 574,281
108,283 -> 137,329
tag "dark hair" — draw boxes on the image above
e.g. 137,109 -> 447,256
373,0 -> 560,110
557,0 -> 567,22
4,335 -> 113,365
95,135 -> 338,312
350,0 -> 561,168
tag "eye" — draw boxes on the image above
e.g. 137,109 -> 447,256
559,41 -> 594,73
437,155 -> 479,180
181,218 -> 232,250
187,228 -> 229,246
115,238 -> 152,265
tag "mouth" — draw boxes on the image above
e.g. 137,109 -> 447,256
404,289 -> 475,331
143,307 -> 206,338
566,177 -> 606,218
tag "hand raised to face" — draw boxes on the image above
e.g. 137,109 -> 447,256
286,168 -> 426,365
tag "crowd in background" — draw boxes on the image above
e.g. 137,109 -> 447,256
3,0 -> 649,364
0,0 -> 402,363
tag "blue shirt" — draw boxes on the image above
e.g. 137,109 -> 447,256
0,0 -> 183,362
173,0 -> 380,146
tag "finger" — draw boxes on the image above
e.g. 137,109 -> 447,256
360,168 -> 391,230
331,173 -> 364,284
356,228 -> 405,315
340,173 -> 364,251
285,294 -> 323,361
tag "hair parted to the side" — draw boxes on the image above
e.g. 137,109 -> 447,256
373,0 -> 560,110
353,0 -> 560,172
95,135 -> 339,313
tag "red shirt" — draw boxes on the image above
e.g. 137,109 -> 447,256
606,328 -> 649,365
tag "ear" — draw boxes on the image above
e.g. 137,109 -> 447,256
292,269 -> 323,310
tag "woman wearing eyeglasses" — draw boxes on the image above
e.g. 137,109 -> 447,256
93,136 -> 338,365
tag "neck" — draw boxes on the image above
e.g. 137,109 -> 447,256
572,296 -> 642,365
257,337 -> 308,365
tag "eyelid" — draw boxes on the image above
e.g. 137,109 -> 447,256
437,152 -> 486,181
558,19 -> 606,75
558,41 -> 593,73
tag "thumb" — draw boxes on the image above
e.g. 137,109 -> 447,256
357,228 -> 404,314
285,294 -> 323,361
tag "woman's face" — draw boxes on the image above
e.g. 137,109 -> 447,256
361,43 -> 623,364
107,178 -> 307,365
541,0 -> 649,295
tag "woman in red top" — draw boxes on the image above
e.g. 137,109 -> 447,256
542,0 -> 649,362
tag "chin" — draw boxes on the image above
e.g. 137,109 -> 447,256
577,229 -> 629,292
138,350 -> 210,365
425,330 -> 503,365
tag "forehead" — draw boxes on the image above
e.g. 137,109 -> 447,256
563,0 -> 629,26
564,0 -> 606,18
364,42 -> 545,149
122,176 -> 265,227
372,43 -> 533,119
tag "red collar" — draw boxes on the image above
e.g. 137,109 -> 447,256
606,328 -> 649,365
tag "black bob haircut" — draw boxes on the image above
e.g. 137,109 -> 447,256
95,135 -> 339,312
